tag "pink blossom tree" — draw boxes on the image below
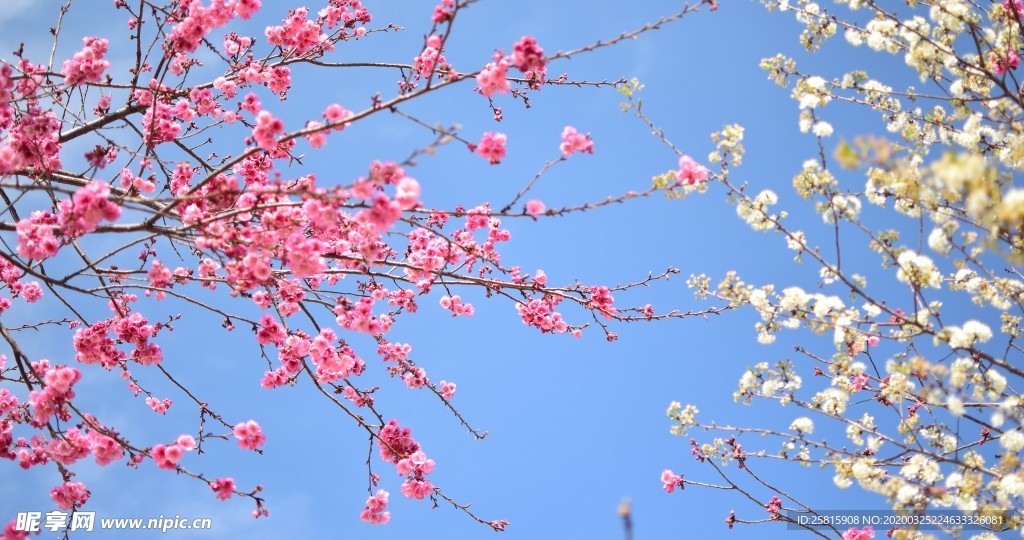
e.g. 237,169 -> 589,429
0,0 -> 721,536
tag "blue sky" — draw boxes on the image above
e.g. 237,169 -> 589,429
0,1 -> 1003,539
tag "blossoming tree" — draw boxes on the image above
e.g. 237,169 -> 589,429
652,1 -> 1024,539
0,0 -> 728,536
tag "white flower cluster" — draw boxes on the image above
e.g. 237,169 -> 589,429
901,454 -> 942,483
818,193 -> 862,223
895,250 -> 942,288
667,402 -> 700,436
793,76 -> 831,109
942,320 -> 993,349
789,417 -> 814,434
813,387 -> 849,415
736,190 -> 781,232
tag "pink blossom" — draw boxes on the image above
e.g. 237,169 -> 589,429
151,436 -> 194,470
991,49 -> 1021,75
516,296 -> 569,334
847,372 -> 870,393
3,519 -> 29,540
588,285 -> 617,319
62,37 -> 109,86
360,489 -> 391,525
525,199 -> 546,218
323,103 -> 352,128
285,233 -> 325,277
431,2 -> 453,23
89,432 -> 124,466
414,46 -> 442,79
677,154 -> 710,185
146,397 -> 172,414
235,0 -> 262,19
661,468 -> 682,493
400,478 -> 434,499
252,110 -> 284,151
475,132 -> 507,165
48,428 -> 92,465
397,450 -> 436,476
256,314 -> 287,345
512,36 -> 545,73
210,478 -> 236,501
866,335 -> 880,347
50,481 -> 89,510
439,380 -> 456,399
560,126 -> 594,156
439,295 -> 474,317
265,7 -> 325,57
843,527 -> 875,540
58,181 -> 122,237
395,177 -> 421,209
233,419 -> 266,450
376,419 -> 419,463
476,61 -> 510,97
16,214 -> 59,261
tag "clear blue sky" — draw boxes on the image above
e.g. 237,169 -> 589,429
0,1 -> 979,539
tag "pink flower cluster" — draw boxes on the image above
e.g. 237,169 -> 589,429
253,110 -> 285,151
560,126 -> 594,157
135,84 -> 182,147
335,297 -> 394,335
2,519 -> 28,540
373,420 -> 438,508
377,419 -> 419,463
165,0 -> 241,55
476,60 -> 510,97
16,212 -> 59,261
405,227 -> 461,287
990,49 -> 1021,75
360,489 -> 390,525
309,328 -> 361,383
1005,0 -> 1024,17
233,420 -> 266,450
516,295 -> 569,334
151,434 -> 196,470
475,132 -> 507,164
414,36 -> 445,79
431,0 -> 454,23
146,397 -> 173,414
512,36 -> 545,74
50,481 -> 89,510
47,428 -> 91,465
319,0 -> 372,30
661,469 -> 683,493
477,36 -> 547,95
28,365 -> 81,425
438,380 -> 456,399
1,107 -> 62,173
120,167 -> 156,193
62,37 -> 109,86
113,311 -> 163,365
41,418 -> 123,469
525,199 -> 546,218
587,285 -> 617,319
439,295 -> 474,317
265,8 -> 325,57
677,154 -> 710,185
58,181 -> 121,237
843,527 -> 875,540
210,478 -> 235,501
398,450 -> 435,500
73,321 -> 126,369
